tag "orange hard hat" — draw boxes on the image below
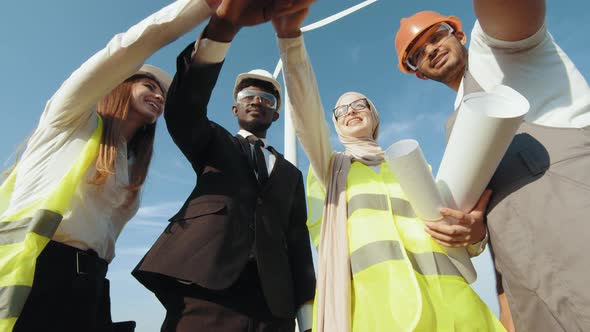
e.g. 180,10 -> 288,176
395,11 -> 462,74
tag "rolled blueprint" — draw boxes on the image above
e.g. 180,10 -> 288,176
385,140 -> 477,283
436,85 -> 529,212
384,139 -> 444,221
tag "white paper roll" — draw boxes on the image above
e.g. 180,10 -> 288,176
384,139 -> 444,221
436,85 -> 529,212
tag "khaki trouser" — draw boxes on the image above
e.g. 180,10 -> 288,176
487,123 -> 590,332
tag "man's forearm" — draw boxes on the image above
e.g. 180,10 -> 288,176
202,15 -> 240,42
473,0 -> 545,41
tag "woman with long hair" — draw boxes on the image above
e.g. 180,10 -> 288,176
274,10 -> 505,332
0,1 -> 218,331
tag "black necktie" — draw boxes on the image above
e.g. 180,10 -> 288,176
247,136 -> 269,185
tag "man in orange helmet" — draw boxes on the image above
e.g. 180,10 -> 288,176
395,2 -> 590,332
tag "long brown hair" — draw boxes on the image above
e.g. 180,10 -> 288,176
88,75 -> 157,197
1,135 -> 30,179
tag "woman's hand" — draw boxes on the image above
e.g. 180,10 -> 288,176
272,0 -> 315,38
425,190 -> 492,247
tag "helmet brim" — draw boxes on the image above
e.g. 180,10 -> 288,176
234,71 -> 283,112
135,64 -> 172,94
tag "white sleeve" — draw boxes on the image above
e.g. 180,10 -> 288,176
191,37 -> 231,64
43,0 -> 213,128
279,35 -> 332,188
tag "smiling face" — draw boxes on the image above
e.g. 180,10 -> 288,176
334,93 -> 375,139
412,28 -> 468,84
232,85 -> 279,138
127,77 -> 165,126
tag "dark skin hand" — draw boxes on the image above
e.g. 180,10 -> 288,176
204,0 -> 316,42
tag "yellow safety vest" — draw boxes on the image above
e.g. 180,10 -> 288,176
0,117 -> 103,331
307,160 -> 505,332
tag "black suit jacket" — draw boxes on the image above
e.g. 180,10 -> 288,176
133,44 -> 316,318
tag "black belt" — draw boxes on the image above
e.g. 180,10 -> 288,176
44,240 -> 108,278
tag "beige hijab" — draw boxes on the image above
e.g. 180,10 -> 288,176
315,92 -> 384,332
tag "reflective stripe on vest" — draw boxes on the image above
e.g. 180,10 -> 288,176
350,239 -> 462,277
348,194 -> 416,219
0,117 -> 102,331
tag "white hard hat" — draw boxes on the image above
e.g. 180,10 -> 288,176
234,69 -> 282,111
135,64 -> 172,94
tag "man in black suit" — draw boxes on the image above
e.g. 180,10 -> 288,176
133,1 -> 316,331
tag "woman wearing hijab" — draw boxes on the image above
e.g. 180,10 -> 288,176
274,10 -> 505,332
0,1 -> 219,331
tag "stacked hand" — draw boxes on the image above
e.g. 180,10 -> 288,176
204,0 -> 315,41
217,0 -> 314,27
425,190 -> 491,247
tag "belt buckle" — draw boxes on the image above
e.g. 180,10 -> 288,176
76,251 -> 89,275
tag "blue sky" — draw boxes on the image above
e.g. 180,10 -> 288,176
1,1 -> 589,330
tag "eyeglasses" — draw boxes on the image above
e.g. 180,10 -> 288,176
333,98 -> 370,119
406,22 -> 455,71
236,89 -> 278,110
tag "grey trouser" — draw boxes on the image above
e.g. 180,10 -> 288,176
487,123 -> 590,332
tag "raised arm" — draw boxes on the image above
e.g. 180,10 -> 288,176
44,0 -> 217,128
163,41 -> 224,165
165,0 -> 317,164
163,0 -> 264,165
473,0 -> 545,41
274,7 -> 332,189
